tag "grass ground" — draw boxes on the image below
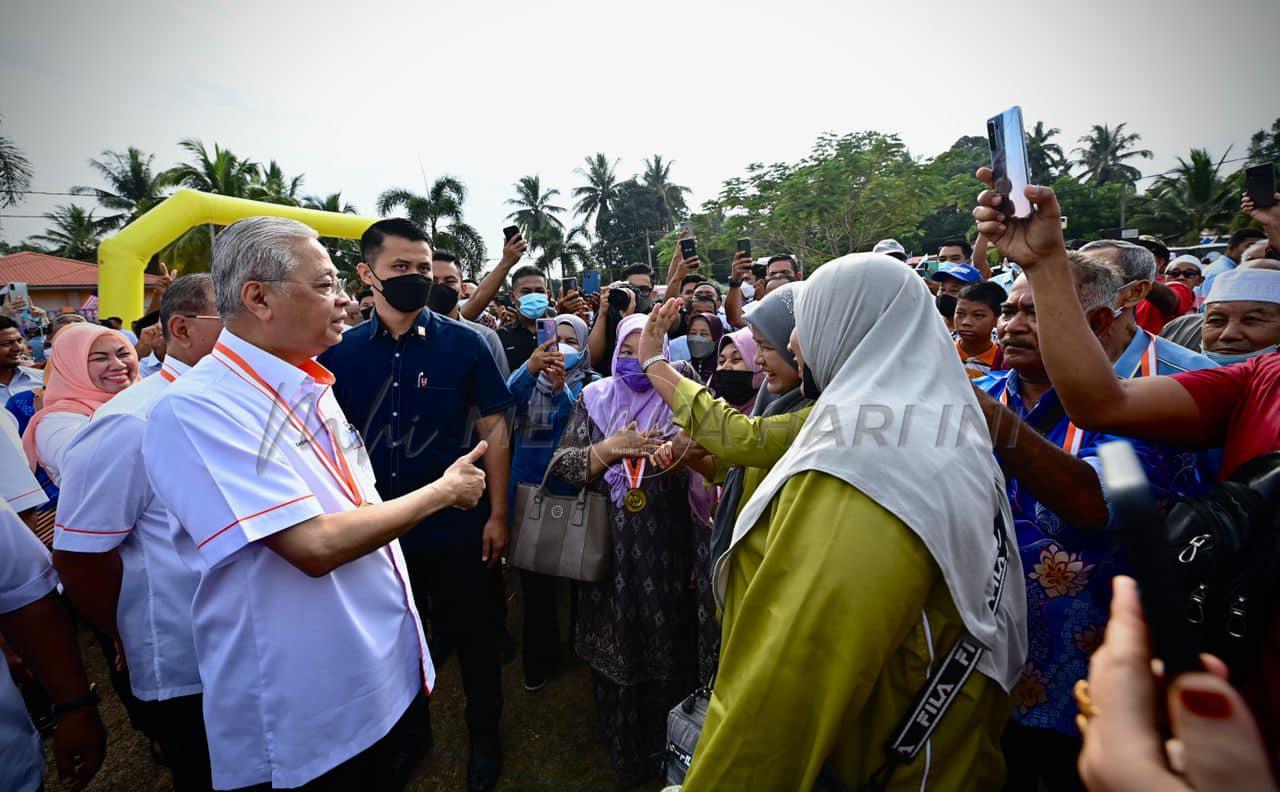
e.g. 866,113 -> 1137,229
40,573 -> 667,791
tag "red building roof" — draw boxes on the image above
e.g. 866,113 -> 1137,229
0,251 -> 160,288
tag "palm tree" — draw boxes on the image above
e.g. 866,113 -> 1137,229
377,177 -> 487,276
0,115 -> 32,209
29,205 -> 112,261
1136,148 -> 1237,243
302,192 -> 357,214
1026,122 -> 1068,184
505,175 -> 566,259
162,138 -> 260,197
536,225 -> 595,279
1073,123 -> 1153,186
72,147 -> 169,228
641,154 -> 690,231
573,153 -> 622,238
249,160 -> 304,206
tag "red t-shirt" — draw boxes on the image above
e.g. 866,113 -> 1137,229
1136,282 -> 1195,335
1172,352 -> 1280,479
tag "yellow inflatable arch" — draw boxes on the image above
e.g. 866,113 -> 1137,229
98,189 -> 380,323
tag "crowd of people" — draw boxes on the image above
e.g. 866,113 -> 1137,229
1,168 -> 1279,792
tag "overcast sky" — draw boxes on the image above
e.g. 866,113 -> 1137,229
3,0 -> 1278,261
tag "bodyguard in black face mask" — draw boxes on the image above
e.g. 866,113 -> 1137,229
318,218 -> 513,791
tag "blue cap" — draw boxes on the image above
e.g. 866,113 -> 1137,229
931,264 -> 982,284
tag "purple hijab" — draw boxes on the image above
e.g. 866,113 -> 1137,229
580,313 -> 674,505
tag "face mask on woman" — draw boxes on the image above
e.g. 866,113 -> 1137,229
612,357 -> 652,393
686,335 -> 716,360
710,369 -> 757,406
935,293 -> 957,319
559,342 -> 581,369
801,363 -> 822,400
1203,345 -> 1278,365
519,293 -> 550,319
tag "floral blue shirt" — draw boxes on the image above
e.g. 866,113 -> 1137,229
977,363 -> 1206,737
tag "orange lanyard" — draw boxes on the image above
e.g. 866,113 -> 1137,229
999,386 -> 1083,455
212,343 -> 364,507
1129,330 -> 1158,380
999,334 -> 1157,457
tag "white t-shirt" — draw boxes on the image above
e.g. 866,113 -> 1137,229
142,329 -> 430,789
0,500 -> 58,792
1,410 -> 46,513
33,411 -> 88,487
54,357 -> 201,701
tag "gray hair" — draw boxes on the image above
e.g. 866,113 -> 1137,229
1079,239 -> 1156,284
160,273 -> 216,341
212,216 -> 319,318
1067,250 -> 1123,313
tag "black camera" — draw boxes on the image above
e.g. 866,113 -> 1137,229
607,283 -> 651,314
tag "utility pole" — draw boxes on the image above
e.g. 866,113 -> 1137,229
644,229 -> 654,273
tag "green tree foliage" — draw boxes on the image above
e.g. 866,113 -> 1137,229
640,155 -> 690,232
916,135 -> 989,254
1073,123 -> 1153,186
1247,117 -> 1280,164
710,132 -> 939,269
505,175 -> 566,263
1051,175 -> 1126,240
0,116 -> 33,212
572,153 -> 622,239
593,179 -> 666,274
1027,121 -> 1069,184
536,225 -> 595,278
377,177 -> 487,277
28,204 -> 112,261
1135,148 -> 1237,243
303,192 -> 362,281
72,147 -> 169,229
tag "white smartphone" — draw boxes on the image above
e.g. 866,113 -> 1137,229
986,106 -> 1032,218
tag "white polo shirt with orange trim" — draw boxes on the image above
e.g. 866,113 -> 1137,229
54,356 -> 202,702
142,329 -> 431,790
1,410 -> 46,513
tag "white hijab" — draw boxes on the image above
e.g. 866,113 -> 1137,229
718,254 -> 1027,692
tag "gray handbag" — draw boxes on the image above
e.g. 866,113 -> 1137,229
509,450 -> 612,583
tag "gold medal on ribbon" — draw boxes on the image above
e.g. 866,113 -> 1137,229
624,488 -> 647,513
622,457 -> 647,513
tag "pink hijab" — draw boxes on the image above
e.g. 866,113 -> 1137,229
21,323 -> 137,469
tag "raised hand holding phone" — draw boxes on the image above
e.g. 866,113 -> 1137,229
973,166 -> 1066,270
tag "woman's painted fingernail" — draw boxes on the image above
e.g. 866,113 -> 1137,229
1179,688 -> 1232,719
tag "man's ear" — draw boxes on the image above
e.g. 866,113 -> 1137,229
1086,306 -> 1115,338
357,262 -> 375,287
240,281 -> 273,322
1128,280 -> 1152,306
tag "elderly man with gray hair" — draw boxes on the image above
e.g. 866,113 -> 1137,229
1078,239 -> 1214,375
972,250 -> 1210,789
142,217 -> 489,790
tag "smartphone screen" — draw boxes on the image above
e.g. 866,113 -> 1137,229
680,220 -> 694,238
561,276 -> 578,295
536,318 -> 558,350
987,106 -> 1032,219
1246,163 -> 1278,208
680,238 -> 698,261
503,225 -> 520,241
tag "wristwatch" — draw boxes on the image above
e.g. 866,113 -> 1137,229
51,687 -> 99,718
728,279 -> 742,288
641,355 -> 667,373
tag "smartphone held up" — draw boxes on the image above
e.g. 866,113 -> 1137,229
536,318 -> 558,351
680,238 -> 699,267
986,105 -> 1033,219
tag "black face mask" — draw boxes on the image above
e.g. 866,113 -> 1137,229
359,306 -> 373,321
371,271 -> 432,314
427,283 -> 460,316
801,363 -> 822,400
711,369 -> 758,406
935,293 -> 958,319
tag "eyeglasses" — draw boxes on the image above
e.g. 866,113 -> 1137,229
259,276 -> 343,296
178,314 -> 222,320
1165,269 -> 1201,279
